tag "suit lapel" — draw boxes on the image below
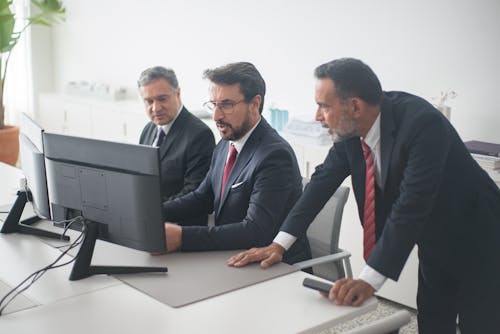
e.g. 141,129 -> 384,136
213,143 -> 228,215
146,123 -> 157,145
380,96 -> 397,190
216,119 -> 266,215
158,107 -> 188,160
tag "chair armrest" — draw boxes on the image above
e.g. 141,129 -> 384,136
294,250 -> 351,270
342,310 -> 411,334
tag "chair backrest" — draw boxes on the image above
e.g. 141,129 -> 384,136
302,178 -> 350,280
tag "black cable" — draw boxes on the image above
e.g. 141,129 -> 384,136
0,217 -> 86,316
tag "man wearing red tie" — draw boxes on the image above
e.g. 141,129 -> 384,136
162,62 -> 311,266
228,58 -> 500,333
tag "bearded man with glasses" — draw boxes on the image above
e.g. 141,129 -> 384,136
161,62 -> 311,266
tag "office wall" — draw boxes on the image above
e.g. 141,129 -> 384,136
44,0 -> 500,142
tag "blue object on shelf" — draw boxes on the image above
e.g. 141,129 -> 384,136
269,108 -> 289,132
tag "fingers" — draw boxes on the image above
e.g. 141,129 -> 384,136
260,251 -> 282,268
227,248 -> 261,267
328,279 -> 374,306
227,244 -> 284,268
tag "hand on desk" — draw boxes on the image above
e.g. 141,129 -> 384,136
164,223 -> 182,252
321,278 -> 375,307
227,242 -> 285,268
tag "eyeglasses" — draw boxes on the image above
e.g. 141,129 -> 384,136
203,99 -> 246,115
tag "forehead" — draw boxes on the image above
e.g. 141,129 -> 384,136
141,78 -> 174,96
315,78 -> 337,101
209,83 -> 243,100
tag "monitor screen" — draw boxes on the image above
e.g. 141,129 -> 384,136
43,132 -> 166,253
1,113 -> 67,240
19,113 -> 50,219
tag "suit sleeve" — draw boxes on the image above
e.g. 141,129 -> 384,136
162,156 -> 215,225
181,147 -> 301,251
166,127 -> 215,201
369,112 -> 452,280
280,142 -> 351,237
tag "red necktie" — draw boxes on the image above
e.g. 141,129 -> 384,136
221,144 -> 237,196
362,140 -> 376,261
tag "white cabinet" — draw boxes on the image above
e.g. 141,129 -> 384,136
281,133 -> 330,178
62,100 -> 93,137
37,93 -> 148,144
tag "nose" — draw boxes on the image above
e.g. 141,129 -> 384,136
213,106 -> 224,122
315,108 -> 324,122
152,99 -> 161,113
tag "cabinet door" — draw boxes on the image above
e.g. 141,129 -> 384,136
62,101 -> 93,138
123,112 -> 148,144
37,94 -> 65,133
91,108 -> 126,142
303,145 -> 330,178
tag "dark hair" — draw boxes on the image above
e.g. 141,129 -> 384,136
137,66 -> 179,90
203,62 -> 266,114
314,58 -> 382,105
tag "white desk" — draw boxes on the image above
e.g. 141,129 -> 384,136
0,161 -> 377,333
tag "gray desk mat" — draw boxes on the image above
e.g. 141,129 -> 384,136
114,250 -> 298,308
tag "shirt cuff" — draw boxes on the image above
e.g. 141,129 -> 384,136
358,265 -> 387,291
273,231 -> 297,251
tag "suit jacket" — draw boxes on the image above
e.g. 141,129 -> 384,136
140,107 -> 215,224
281,91 -> 500,280
163,118 -> 311,264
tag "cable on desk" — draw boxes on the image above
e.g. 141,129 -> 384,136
0,216 -> 86,316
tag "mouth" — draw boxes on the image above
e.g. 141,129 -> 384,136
216,121 -> 231,133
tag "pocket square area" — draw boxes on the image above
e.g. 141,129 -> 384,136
231,181 -> 245,189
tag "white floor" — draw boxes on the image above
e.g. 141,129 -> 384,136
318,297 -> 418,333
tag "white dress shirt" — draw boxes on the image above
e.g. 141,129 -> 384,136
225,118 -> 261,160
152,104 -> 183,146
274,114 -> 387,290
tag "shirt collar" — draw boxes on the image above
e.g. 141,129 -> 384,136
229,117 -> 261,154
362,113 -> 381,151
157,104 -> 183,134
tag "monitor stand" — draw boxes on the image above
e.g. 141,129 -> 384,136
69,221 -> 168,281
0,190 -> 69,241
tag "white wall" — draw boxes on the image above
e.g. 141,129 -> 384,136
43,0 -> 500,142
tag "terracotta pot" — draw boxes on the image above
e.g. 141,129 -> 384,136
0,125 -> 20,166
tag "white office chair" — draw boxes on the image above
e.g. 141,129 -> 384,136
343,310 -> 412,334
294,179 -> 352,280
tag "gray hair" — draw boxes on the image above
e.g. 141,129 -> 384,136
137,66 -> 179,90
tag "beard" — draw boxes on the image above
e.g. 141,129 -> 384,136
217,113 -> 253,141
323,107 -> 358,142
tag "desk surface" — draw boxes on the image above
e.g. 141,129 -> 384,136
0,270 -> 376,334
0,160 -> 377,333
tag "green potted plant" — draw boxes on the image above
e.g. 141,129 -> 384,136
0,0 -> 65,166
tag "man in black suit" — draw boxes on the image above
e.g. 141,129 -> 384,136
228,58 -> 500,333
162,62 -> 310,265
138,66 -> 215,225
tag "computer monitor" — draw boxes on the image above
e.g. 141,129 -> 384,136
42,132 -> 167,280
1,113 -> 68,240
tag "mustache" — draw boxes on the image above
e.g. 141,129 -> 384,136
216,120 -> 232,128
